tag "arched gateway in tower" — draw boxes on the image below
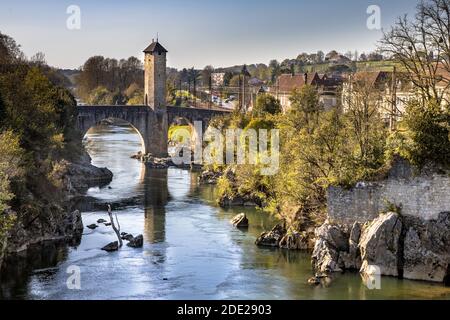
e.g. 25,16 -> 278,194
76,40 -> 230,158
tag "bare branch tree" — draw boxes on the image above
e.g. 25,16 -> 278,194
107,204 -> 122,248
380,0 -> 450,105
342,75 -> 386,166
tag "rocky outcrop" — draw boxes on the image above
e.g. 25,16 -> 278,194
280,230 -> 314,251
359,212 -> 403,277
65,161 -> 113,195
5,210 -> 84,254
60,151 -> 113,196
3,150 -> 111,259
132,152 -> 173,169
230,213 -> 249,228
255,224 -> 286,247
338,222 -> 361,270
127,235 -> 143,248
199,170 -> 222,185
121,233 -> 134,241
141,154 -> 172,169
312,222 -> 349,273
402,213 -> 450,283
102,241 -> 119,252
219,195 -> 262,208
311,211 -> 450,284
217,168 -> 265,208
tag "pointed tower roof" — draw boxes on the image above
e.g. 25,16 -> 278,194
143,40 -> 168,54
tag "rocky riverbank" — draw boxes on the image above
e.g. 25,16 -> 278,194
309,158 -> 450,285
131,152 -> 173,169
311,211 -> 450,284
0,151 -> 113,270
198,169 -> 222,185
65,155 -> 113,196
215,167 -> 265,208
255,222 -> 318,251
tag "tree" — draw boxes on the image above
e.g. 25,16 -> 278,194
379,0 -> 450,169
367,52 -> 384,61
252,94 -> 282,117
380,0 -> 450,105
0,131 -> 23,214
325,50 -> 339,61
289,85 -> 323,131
316,51 -> 325,63
269,60 -> 281,84
0,32 -> 84,252
296,53 -> 309,64
223,72 -> 233,86
403,99 -> 450,167
342,75 -> 387,169
88,86 -> 114,105
75,55 -> 143,103
344,51 -> 354,61
30,52 -> 46,67
202,65 -> 214,87
0,32 -> 24,64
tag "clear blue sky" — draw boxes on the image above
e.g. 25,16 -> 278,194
0,0 -> 418,69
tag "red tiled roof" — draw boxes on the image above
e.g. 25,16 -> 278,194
277,73 -> 321,92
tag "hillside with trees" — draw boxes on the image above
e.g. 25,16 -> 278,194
0,32 -> 111,263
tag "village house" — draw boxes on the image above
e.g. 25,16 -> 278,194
341,70 -> 449,126
268,73 -> 342,112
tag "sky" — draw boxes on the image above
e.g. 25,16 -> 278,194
0,0 -> 418,70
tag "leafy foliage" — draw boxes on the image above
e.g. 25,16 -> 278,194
0,32 -> 83,240
252,94 -> 282,117
402,99 -> 450,168
215,83 -> 390,228
76,56 -> 143,105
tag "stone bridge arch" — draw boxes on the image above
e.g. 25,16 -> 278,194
76,106 -> 168,156
166,106 -> 230,150
76,105 -> 230,158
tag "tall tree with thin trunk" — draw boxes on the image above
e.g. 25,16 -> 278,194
380,0 -> 450,105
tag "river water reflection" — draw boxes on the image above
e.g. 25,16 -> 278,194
1,124 -> 449,300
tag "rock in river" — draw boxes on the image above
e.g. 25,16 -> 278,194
230,213 -> 249,228
121,233 -> 134,241
255,224 -> 286,247
87,224 -> 99,230
102,241 -> 119,252
311,222 -> 349,273
127,235 -> 144,248
359,212 -> 403,277
402,212 -> 450,283
97,219 -> 107,224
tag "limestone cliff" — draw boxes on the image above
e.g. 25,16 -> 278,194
312,159 -> 450,285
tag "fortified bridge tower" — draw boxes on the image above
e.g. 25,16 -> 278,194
76,40 -> 229,158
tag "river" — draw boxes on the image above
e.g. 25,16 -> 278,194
1,124 -> 449,300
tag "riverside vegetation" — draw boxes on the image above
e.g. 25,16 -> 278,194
0,32 -> 112,268
207,84 -> 449,283
205,0 -> 450,284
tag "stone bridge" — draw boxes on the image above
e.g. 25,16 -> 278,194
76,105 -> 230,157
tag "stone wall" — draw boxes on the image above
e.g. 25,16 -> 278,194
327,159 -> 450,225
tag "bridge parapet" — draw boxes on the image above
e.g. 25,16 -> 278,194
76,105 -> 231,157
